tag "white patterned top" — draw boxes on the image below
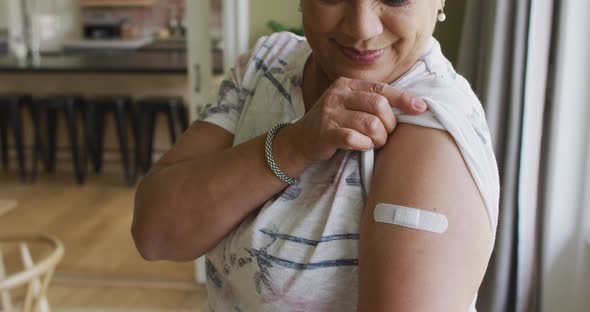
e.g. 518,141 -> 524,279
199,32 -> 499,312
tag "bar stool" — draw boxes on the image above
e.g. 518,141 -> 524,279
38,95 -> 89,184
86,96 -> 139,186
136,96 -> 188,172
0,94 -> 42,181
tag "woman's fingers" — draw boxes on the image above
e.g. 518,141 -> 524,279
342,91 -> 397,134
329,128 -> 375,151
336,77 -> 428,114
335,110 -> 389,148
297,77 -> 426,162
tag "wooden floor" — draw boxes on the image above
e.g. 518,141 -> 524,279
49,284 -> 208,312
0,169 -> 208,311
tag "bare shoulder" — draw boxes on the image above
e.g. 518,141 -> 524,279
371,123 -> 490,228
358,123 -> 492,311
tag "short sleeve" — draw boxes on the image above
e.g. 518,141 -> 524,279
392,107 -> 446,131
197,52 -> 253,134
390,76 -> 500,246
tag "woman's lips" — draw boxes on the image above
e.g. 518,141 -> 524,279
338,44 -> 384,65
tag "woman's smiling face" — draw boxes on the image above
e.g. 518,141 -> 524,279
302,0 -> 442,84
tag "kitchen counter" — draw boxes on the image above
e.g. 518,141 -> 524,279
0,50 -> 187,74
141,38 -> 186,52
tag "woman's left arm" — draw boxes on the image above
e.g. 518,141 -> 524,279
358,123 -> 493,312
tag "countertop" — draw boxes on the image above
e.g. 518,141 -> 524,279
0,38 -> 193,74
0,38 -> 226,75
0,50 -> 188,74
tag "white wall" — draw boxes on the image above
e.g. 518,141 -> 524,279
248,0 -> 300,47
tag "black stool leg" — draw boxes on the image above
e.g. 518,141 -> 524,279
94,108 -> 106,174
29,103 -> 44,181
0,115 -> 8,171
114,104 -> 133,185
63,104 -> 84,184
78,101 -> 89,178
84,102 -> 97,175
137,109 -> 146,173
129,105 -> 141,178
145,111 -> 156,171
166,105 -> 180,144
179,105 -> 189,131
10,101 -> 27,181
45,108 -> 58,173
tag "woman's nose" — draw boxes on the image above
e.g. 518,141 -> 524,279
341,6 -> 384,41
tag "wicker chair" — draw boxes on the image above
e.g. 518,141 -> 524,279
0,235 -> 64,312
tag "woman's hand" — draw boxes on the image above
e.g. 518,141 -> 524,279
289,77 -> 429,164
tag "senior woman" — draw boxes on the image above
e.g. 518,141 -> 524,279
132,0 -> 500,311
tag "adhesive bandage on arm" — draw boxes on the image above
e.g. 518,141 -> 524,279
373,203 -> 448,234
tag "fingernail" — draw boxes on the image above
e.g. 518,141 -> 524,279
412,98 -> 427,111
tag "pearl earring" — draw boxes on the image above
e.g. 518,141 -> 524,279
437,9 -> 447,22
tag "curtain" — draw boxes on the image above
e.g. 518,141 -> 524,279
537,0 -> 590,310
457,0 -> 557,311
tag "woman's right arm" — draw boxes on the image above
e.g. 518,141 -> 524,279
132,77 -> 429,262
132,120 -> 310,261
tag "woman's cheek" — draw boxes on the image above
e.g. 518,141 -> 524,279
304,11 -> 340,35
